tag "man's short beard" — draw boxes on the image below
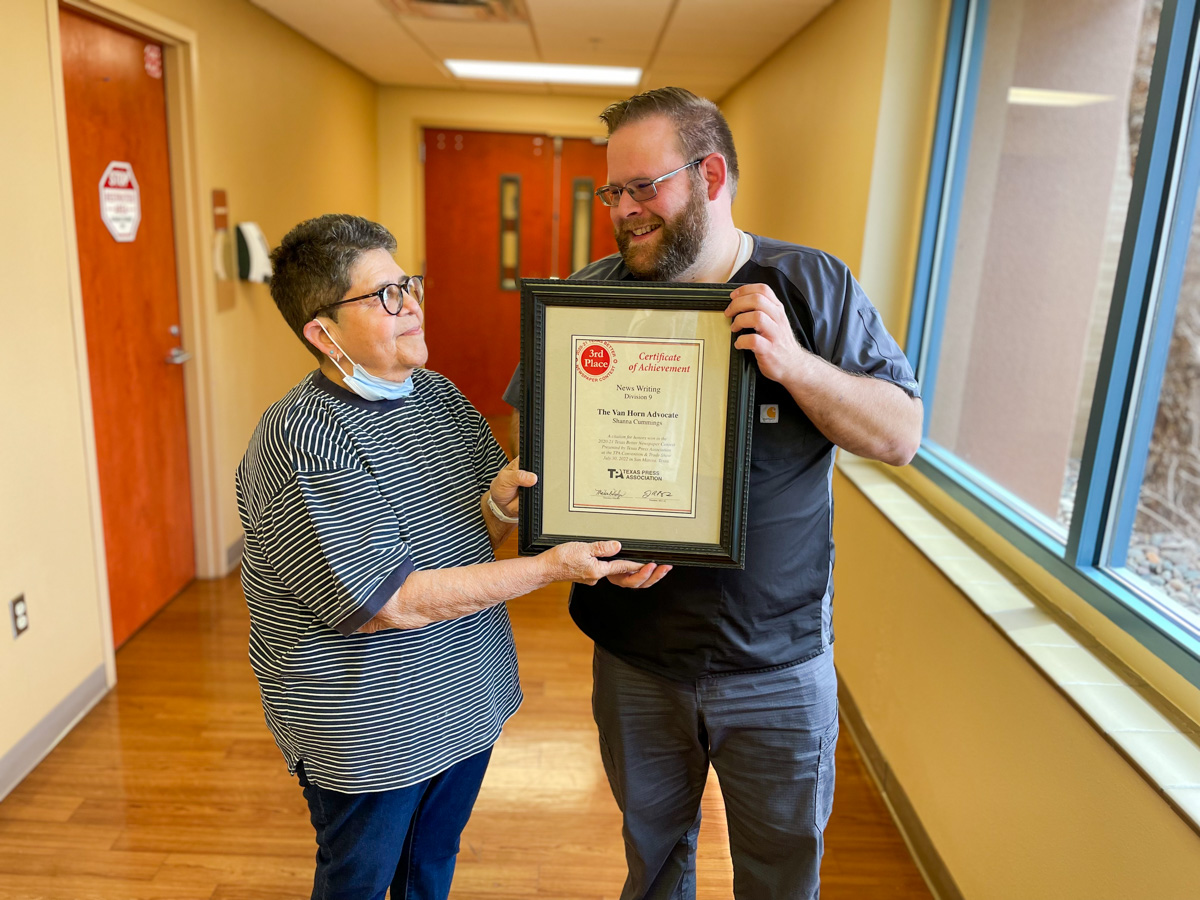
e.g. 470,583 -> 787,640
616,176 -> 708,281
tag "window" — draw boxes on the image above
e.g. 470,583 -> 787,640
570,177 -> 594,275
910,0 -> 1200,679
500,175 -> 521,290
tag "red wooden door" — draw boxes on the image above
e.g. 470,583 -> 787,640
422,131 -> 617,416
60,8 -> 195,647
557,138 -> 618,278
424,130 -> 552,416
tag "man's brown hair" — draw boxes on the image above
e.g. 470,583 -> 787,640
599,87 -> 739,198
269,214 -> 397,360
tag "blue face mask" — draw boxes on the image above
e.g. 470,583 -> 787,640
314,320 -> 414,402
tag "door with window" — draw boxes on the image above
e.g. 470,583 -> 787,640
60,8 -> 195,647
423,129 -> 616,417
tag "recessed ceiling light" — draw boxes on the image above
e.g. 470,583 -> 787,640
1007,87 -> 1113,107
444,60 -> 642,86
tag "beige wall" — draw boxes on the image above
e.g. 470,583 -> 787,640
0,0 -> 112,765
376,86 -> 618,273
714,0 -> 1200,894
858,0 -> 950,339
720,0 -> 892,275
833,476 -> 1200,897
0,0 -> 377,769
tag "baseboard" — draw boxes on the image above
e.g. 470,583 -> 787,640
0,663 -> 109,803
838,674 -> 964,900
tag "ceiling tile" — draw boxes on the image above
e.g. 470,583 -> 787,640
525,0 -> 672,65
405,19 -> 540,62
657,0 -> 831,50
251,0 -> 450,85
252,0 -> 834,93
649,0 -> 833,96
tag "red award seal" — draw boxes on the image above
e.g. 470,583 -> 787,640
577,340 -> 616,381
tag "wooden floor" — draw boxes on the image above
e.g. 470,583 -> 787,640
0,539 -> 932,899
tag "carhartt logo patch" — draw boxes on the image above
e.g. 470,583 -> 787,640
759,404 -> 779,423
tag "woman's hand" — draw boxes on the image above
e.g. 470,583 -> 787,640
488,456 -> 537,518
542,540 -> 643,585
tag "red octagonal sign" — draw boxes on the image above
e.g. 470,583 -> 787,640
98,161 -> 141,243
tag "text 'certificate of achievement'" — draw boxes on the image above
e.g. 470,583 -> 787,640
569,337 -> 704,517
519,280 -> 755,568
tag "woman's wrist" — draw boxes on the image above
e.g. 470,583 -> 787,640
486,491 -> 518,524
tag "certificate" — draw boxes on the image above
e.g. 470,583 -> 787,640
569,336 -> 704,517
518,280 -> 755,568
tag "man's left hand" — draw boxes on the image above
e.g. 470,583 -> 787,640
607,561 -> 672,589
490,456 -> 537,517
726,283 -> 805,385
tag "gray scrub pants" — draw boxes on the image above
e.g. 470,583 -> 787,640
592,645 -> 839,900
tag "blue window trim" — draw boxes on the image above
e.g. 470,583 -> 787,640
1071,0 -> 1200,570
907,0 -> 1200,688
905,0 -> 989,414
904,0 -> 974,374
1108,50 -> 1200,568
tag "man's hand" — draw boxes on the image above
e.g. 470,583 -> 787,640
727,283 -> 923,465
726,283 -> 806,385
607,561 -> 672,590
544,540 -> 643,586
489,455 -> 537,518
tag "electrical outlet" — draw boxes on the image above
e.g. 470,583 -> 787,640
11,595 -> 28,638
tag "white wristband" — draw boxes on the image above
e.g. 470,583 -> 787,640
486,492 -> 519,524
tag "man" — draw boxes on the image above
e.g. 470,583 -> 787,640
236,214 -> 640,900
503,89 -> 922,899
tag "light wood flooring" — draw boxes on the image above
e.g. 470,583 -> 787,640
0,539 -> 932,899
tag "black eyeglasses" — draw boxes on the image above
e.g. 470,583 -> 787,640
594,159 -> 704,207
313,275 -> 424,318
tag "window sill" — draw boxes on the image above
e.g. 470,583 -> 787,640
837,453 -> 1200,834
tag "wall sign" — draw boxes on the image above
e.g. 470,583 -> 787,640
98,161 -> 141,243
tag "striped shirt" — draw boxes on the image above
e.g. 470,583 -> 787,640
236,368 -> 520,792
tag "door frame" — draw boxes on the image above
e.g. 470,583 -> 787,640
46,0 -> 222,673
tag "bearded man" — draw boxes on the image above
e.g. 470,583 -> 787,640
504,88 -> 923,900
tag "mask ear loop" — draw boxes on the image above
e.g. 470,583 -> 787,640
314,319 -> 354,380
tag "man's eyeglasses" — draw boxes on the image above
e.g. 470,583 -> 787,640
313,275 -> 424,318
594,159 -> 704,207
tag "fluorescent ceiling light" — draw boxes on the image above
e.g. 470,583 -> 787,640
1007,87 -> 1113,107
444,59 -> 642,86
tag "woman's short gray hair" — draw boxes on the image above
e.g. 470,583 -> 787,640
269,214 -> 397,359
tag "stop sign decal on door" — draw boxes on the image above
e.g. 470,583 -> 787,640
98,161 -> 141,242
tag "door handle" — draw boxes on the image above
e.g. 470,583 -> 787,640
166,347 -> 192,365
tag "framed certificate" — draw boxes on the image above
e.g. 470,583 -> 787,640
518,279 -> 755,568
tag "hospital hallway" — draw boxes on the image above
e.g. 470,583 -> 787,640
14,0 -> 1200,895
0,530 -> 931,900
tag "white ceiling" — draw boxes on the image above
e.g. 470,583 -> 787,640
250,0 -> 834,98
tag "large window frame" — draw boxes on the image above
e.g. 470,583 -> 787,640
908,0 -> 1200,684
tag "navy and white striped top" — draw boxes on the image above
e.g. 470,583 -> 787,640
236,368 -> 520,792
